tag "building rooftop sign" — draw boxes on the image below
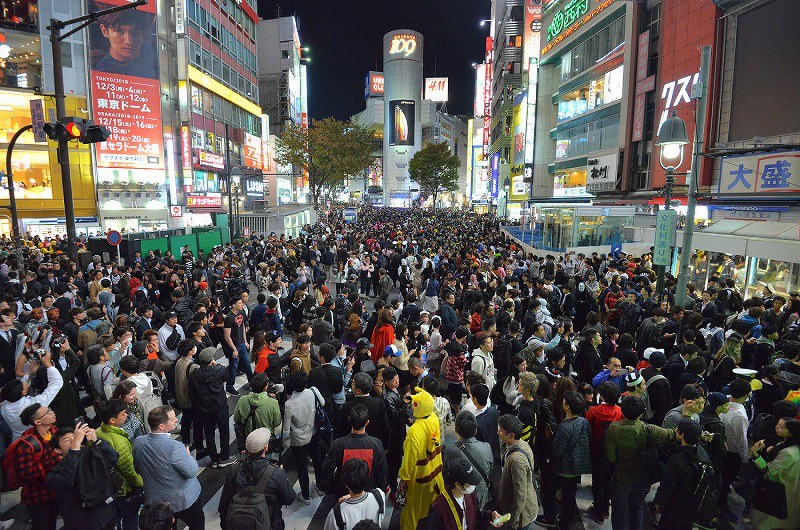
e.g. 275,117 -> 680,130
542,0 -> 614,56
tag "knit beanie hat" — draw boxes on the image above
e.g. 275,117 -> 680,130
410,387 -> 435,418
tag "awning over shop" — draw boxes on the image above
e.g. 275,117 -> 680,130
701,219 -> 800,241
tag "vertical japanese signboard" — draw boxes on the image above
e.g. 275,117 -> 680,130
524,0 -> 543,72
483,37 -> 493,158
653,209 -> 677,266
89,0 -> 163,171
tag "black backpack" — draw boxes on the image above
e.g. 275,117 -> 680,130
76,443 -> 123,508
333,489 -> 384,530
225,463 -> 276,530
689,454 -> 720,529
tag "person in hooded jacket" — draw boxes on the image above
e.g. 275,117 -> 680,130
188,348 -> 236,468
218,428 -> 295,530
573,328 -> 603,385
653,419 -> 717,530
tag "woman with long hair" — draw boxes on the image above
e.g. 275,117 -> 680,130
707,333 -> 743,392
287,289 -> 306,344
343,305 -> 364,349
207,296 -> 225,347
112,379 -> 147,439
370,308 -> 395,363
250,330 -> 269,374
750,418 -> 800,529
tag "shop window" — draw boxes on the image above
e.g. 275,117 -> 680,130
747,258 -> 792,300
192,129 -> 204,149
191,85 -> 202,112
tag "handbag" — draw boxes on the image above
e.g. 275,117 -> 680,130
753,475 -> 788,520
312,388 -> 333,435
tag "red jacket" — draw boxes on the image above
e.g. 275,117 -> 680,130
585,403 -> 623,457
12,426 -> 61,505
370,324 -> 395,363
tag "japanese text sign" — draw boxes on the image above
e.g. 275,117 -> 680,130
717,151 -> 800,195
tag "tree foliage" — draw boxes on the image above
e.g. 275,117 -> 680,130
408,142 -> 461,209
275,118 -> 375,205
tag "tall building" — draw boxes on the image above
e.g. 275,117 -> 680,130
256,16 -> 308,202
177,0 -> 263,227
352,32 -> 468,208
0,0 -> 98,238
488,0 -> 525,214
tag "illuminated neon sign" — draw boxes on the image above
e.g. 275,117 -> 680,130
389,34 -> 417,57
542,0 -> 614,55
547,0 -> 588,42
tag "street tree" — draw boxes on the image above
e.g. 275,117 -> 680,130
275,118 -> 375,206
408,142 -> 460,209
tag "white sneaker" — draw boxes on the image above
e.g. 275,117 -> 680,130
296,493 -> 311,505
0,519 -> 15,530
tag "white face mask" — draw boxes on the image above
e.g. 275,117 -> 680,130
462,484 -> 476,495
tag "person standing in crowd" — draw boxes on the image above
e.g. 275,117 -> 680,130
750,418 -> 800,529
552,391 -> 592,529
399,387 -> 445,529
281,371 -> 326,504
133,406 -> 204,529
497,414 -> 539,530
222,295 -> 252,395
604,396 -> 677,530
188,347 -> 236,468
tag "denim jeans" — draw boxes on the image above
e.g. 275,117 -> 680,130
227,342 -> 253,391
115,495 -> 141,530
610,481 -> 651,530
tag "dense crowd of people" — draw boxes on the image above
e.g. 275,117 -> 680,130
0,206 -> 799,530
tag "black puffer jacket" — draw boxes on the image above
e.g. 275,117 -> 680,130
188,363 -> 228,413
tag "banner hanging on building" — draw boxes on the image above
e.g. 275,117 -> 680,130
88,0 -> 163,170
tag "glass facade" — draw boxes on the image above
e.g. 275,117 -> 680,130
533,207 -> 632,251
558,65 -> 623,123
682,252 -> 800,301
0,92 -> 53,200
559,16 -> 626,82
555,112 -> 620,159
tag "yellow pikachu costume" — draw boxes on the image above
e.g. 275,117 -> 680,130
399,387 -> 445,529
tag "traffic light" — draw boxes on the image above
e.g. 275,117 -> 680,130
41,117 -> 111,144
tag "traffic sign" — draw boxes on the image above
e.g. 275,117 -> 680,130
29,100 -> 46,143
653,210 -> 677,266
106,230 -> 122,246
242,226 -> 250,237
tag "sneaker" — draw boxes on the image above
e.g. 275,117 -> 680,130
216,456 -> 238,468
0,520 -> 15,530
208,460 -> 219,469
534,515 -> 558,528
313,482 -> 325,497
226,388 -> 240,396
587,504 -> 606,524
296,494 -> 311,505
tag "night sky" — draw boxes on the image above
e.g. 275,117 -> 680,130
256,1 -> 491,121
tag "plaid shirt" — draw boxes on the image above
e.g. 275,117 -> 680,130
12,426 -> 61,505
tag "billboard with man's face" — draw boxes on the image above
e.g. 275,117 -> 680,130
89,0 -> 163,170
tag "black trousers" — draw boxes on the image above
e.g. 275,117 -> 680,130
173,494 -> 205,530
180,406 -> 205,450
558,475 -> 580,529
719,451 -> 742,507
289,436 -> 324,499
27,500 -> 60,530
203,406 -> 231,461
591,463 -> 614,517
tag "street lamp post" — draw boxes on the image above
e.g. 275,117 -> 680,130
654,110 -> 689,302
675,45 -> 712,308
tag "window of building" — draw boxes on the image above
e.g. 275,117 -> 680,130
557,64 -> 623,122
222,63 -> 231,84
555,113 -> 620,159
201,48 -> 211,73
212,56 -> 222,78
559,16 -> 626,82
192,129 -> 204,149
508,35 -> 522,48
510,5 -> 523,21
61,42 -> 72,69
205,131 -> 214,151
281,49 -> 289,59
646,3 -> 660,40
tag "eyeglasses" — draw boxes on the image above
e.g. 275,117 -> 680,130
35,408 -> 53,421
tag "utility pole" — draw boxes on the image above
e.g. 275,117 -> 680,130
47,0 -> 147,262
675,45 -> 712,308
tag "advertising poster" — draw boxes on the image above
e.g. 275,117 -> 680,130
524,0 -> 543,71
89,0 -> 163,170
389,100 -> 415,146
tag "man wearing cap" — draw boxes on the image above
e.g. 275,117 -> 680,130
420,456 -> 504,529
641,350 -> 672,425
653,419 -> 714,530
218,428 -> 295,530
188,347 -> 236,468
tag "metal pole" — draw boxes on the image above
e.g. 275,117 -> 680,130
50,21 -> 78,262
655,167 -> 674,301
675,45 -> 711,308
5,124 -> 32,249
